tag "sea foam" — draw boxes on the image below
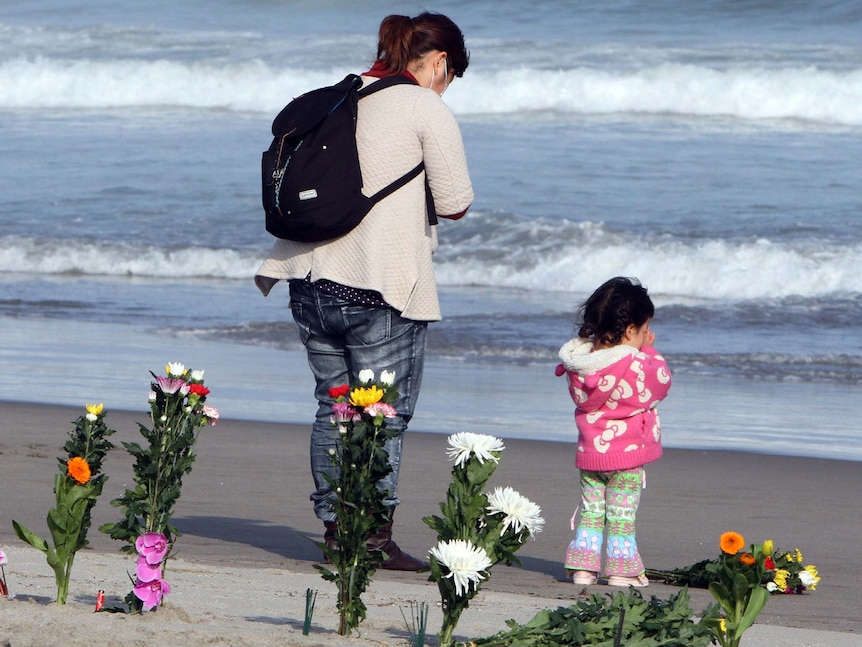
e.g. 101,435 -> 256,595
2,55 -> 862,128
2,231 -> 859,303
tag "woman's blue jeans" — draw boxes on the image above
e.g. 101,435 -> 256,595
288,280 -> 428,522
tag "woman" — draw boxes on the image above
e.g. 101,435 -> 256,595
255,12 -> 473,570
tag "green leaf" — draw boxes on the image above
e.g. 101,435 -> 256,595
12,520 -> 50,554
736,585 -> 769,635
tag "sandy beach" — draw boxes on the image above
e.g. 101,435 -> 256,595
1,401 -> 859,646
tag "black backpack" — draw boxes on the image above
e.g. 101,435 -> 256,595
262,74 -> 433,242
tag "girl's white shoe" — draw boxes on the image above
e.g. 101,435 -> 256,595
607,574 -> 650,588
571,570 -> 598,585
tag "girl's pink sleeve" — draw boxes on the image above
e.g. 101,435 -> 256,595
640,345 -> 672,403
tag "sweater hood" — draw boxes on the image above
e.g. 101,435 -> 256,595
558,338 -> 638,375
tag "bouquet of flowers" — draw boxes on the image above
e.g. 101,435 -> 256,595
764,547 -> 820,594
647,540 -> 820,595
424,432 -> 544,647
100,362 -> 217,612
316,369 -> 401,636
13,403 -> 116,604
649,532 -> 770,647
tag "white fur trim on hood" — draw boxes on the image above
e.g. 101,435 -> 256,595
558,338 -> 637,375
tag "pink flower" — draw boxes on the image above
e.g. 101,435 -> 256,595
202,404 -> 219,425
364,402 -> 397,418
136,556 -> 162,583
331,401 -> 360,423
135,532 -> 169,565
0,549 -> 7,566
156,376 -> 189,395
133,576 -> 171,611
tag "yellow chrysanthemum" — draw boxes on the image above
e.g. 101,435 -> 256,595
719,618 -> 727,634
67,457 -> 91,485
772,568 -> 790,592
85,403 -> 104,416
349,385 -> 384,408
804,565 -> 820,590
794,548 -> 803,563
719,531 -> 745,556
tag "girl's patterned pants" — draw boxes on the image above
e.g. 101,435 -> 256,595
564,467 -> 645,576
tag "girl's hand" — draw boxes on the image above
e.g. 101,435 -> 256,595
645,329 -> 656,346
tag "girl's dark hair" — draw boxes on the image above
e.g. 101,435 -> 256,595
578,277 -> 655,346
375,12 -> 470,78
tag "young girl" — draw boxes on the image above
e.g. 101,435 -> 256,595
555,277 -> 671,587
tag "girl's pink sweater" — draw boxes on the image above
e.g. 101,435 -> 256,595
556,338 -> 672,472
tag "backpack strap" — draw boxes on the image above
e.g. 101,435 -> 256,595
357,74 -> 418,98
368,161 -> 425,205
359,74 -> 437,226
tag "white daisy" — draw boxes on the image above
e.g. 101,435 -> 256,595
429,539 -> 493,597
486,486 -> 545,538
446,432 -> 505,467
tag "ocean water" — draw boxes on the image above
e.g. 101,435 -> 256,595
1,0 -> 861,461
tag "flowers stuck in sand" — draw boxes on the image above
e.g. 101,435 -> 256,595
136,532 -> 170,565
445,431 -> 505,467
100,363 -> 216,613
320,370 -> 403,636
12,403 -> 116,604
429,539 -> 493,597
425,432 -> 544,647
485,486 -> 545,538
719,530 -> 745,556
649,532 -> 805,647
133,532 -> 171,610
67,456 -> 91,485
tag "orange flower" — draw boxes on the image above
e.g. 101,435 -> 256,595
719,531 -> 745,555
739,552 -> 756,566
67,457 -> 91,485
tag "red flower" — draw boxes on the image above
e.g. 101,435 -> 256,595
188,383 -> 210,396
764,556 -> 775,570
329,384 -> 350,399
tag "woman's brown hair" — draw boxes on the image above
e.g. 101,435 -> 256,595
375,12 -> 469,78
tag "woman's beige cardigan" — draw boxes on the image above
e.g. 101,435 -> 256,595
254,76 -> 474,322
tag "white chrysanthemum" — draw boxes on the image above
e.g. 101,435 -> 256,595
166,362 -> 185,377
446,432 -> 505,467
429,539 -> 493,597
798,570 -> 815,587
380,369 -> 396,386
486,486 -> 545,538
358,369 -> 374,384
